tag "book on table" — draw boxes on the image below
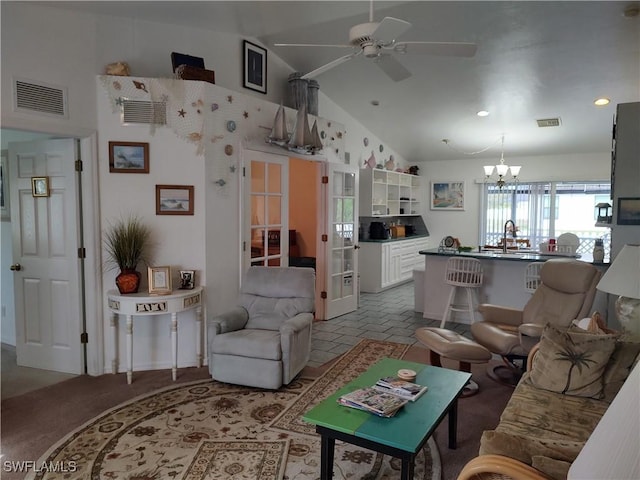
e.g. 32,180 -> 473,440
338,387 -> 408,417
373,376 -> 428,402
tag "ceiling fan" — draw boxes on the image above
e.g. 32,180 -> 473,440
274,1 -> 477,82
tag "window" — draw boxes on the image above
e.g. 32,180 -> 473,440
481,181 -> 611,255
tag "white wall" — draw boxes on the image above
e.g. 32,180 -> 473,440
421,152 -> 611,247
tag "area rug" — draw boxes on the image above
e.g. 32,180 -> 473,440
27,339 -> 441,480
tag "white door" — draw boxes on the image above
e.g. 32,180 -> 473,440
317,163 -> 359,320
243,150 -> 289,269
9,139 -> 83,374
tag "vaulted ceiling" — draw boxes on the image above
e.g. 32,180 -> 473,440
42,1 -> 640,162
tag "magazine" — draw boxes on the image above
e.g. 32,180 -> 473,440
338,387 -> 408,417
373,376 -> 428,402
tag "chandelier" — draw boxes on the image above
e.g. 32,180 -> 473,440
483,135 -> 521,189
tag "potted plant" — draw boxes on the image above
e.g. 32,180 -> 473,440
104,215 -> 152,294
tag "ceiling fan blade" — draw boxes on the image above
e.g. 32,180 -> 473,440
372,17 -> 412,44
394,41 -> 478,57
301,51 -> 361,80
274,43 -> 353,49
374,54 -> 411,82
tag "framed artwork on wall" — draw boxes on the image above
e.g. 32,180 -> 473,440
148,266 -> 172,295
243,40 -> 267,94
109,141 -> 150,173
156,184 -> 194,215
430,181 -> 465,210
617,197 -> 640,225
31,176 -> 50,197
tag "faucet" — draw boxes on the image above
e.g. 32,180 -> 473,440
503,220 -> 517,253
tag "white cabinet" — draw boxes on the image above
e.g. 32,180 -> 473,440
360,168 -> 421,216
360,237 -> 430,293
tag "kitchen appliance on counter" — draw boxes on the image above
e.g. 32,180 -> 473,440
369,221 -> 390,240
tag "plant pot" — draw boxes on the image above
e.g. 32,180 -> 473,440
115,270 -> 141,294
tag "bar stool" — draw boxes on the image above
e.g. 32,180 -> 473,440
524,262 -> 543,294
441,257 -> 483,328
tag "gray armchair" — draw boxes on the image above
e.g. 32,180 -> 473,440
207,266 -> 316,389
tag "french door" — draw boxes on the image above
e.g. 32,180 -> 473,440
243,150 -> 289,269
317,162 -> 359,320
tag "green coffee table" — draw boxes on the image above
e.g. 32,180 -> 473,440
303,357 -> 471,480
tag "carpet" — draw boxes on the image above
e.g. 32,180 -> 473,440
26,339 -> 441,480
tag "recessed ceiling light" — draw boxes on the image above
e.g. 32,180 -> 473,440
594,98 -> 610,106
477,110 -> 490,117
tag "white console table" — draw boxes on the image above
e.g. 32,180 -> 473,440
107,286 -> 204,384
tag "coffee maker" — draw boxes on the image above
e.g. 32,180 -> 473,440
369,221 -> 389,240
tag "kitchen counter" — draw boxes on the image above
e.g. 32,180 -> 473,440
361,234 -> 429,243
419,248 -> 607,265
418,249 -> 609,323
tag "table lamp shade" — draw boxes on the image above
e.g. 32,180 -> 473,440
596,244 -> 640,338
597,245 -> 640,299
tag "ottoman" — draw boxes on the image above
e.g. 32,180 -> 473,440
415,327 -> 492,397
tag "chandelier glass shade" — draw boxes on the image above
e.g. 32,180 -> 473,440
484,136 -> 521,189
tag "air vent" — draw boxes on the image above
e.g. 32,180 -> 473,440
536,117 -> 561,128
122,100 -> 167,125
14,79 -> 67,117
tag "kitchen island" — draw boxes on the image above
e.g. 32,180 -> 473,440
418,249 -> 608,323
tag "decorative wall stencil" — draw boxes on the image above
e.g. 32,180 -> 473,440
99,75 -> 346,198
226,120 -> 236,132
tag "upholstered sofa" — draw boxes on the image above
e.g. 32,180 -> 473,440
458,323 -> 640,480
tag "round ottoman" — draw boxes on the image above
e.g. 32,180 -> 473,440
415,327 -> 492,397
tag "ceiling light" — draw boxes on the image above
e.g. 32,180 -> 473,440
477,110 -> 489,117
483,135 -> 521,189
594,98 -> 610,106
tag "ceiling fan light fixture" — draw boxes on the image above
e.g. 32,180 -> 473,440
594,97 -> 610,106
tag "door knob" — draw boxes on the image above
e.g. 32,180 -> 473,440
354,245 -> 361,250
10,264 -> 22,271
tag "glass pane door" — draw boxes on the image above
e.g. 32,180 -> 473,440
245,151 -> 288,268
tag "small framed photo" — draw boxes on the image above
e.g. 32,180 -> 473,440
179,270 -> 195,290
156,185 -> 194,215
109,141 -> 149,173
617,197 -> 640,225
148,266 -> 172,295
31,176 -> 50,197
430,181 -> 465,211
243,40 -> 267,94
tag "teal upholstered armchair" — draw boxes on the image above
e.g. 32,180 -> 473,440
207,266 -> 316,389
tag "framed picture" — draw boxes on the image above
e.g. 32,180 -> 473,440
243,40 -> 267,94
617,197 -> 640,225
156,185 -> 194,215
31,176 -> 50,197
430,181 -> 465,210
109,141 -> 149,173
179,270 -> 195,290
1,150 -> 9,220
148,266 -> 172,295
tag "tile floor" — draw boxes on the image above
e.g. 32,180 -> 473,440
308,281 -> 471,368
1,280 -> 472,396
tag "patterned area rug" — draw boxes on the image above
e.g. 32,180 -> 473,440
27,339 -> 441,480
